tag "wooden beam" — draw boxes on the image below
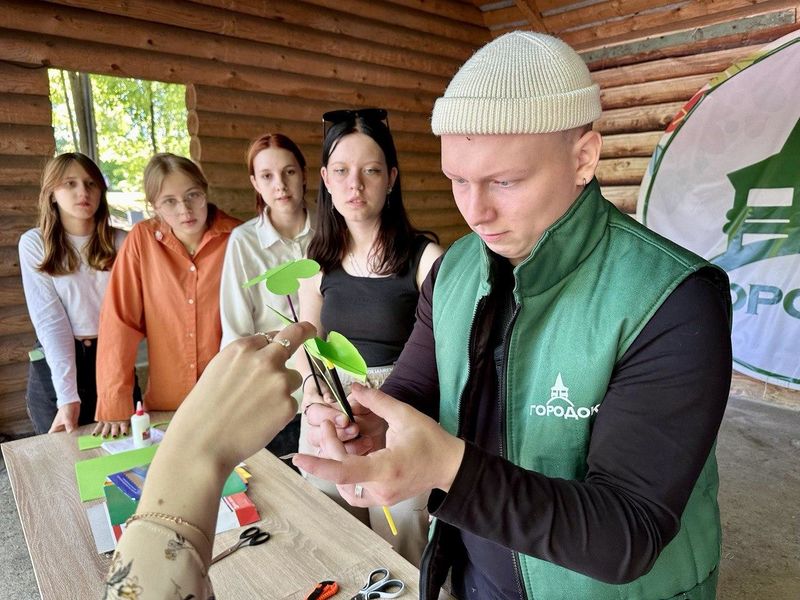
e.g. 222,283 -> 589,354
44,0 -> 464,74
0,30 -> 439,114
202,0 -> 489,45
0,186 -> 40,217
600,131 -> 663,158
594,101 -> 684,135
0,389 -> 33,435
600,73 -> 712,109
2,1 -> 451,95
482,6 -> 527,30
0,124 -> 55,157
0,332 -> 34,364
0,362 -> 29,396
0,155 -> 49,187
0,215 -> 36,247
408,207 -> 464,229
595,157 -> 649,186
542,0 -> 680,34
382,0 -> 486,27
0,247 -> 21,278
0,93 -> 51,127
0,61 -> 49,95
0,305 -> 32,337
569,0 -> 800,52
602,186 -> 640,214
730,372 -> 800,408
516,1 -> 549,33
0,276 -> 26,306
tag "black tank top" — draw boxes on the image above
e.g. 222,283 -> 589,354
320,236 -> 430,367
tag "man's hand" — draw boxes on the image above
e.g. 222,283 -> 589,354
92,419 -> 130,438
303,392 -> 385,456
48,401 -> 80,433
293,383 -> 466,507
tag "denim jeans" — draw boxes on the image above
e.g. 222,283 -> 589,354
26,339 -> 141,434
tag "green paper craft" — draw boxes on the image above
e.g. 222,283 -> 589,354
75,445 -> 158,501
242,259 -> 320,295
265,306 -> 367,380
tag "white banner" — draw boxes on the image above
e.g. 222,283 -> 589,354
638,30 -> 800,389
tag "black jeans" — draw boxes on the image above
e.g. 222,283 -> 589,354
26,339 -> 141,434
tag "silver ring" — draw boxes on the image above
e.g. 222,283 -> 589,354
270,337 -> 291,349
354,484 -> 364,499
254,331 -> 273,342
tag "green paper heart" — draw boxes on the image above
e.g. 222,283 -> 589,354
242,259 -> 320,295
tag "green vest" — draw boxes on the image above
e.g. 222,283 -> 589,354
432,180 -> 725,600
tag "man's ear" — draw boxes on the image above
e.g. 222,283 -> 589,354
574,129 -> 602,186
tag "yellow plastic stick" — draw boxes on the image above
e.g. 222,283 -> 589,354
382,505 -> 398,536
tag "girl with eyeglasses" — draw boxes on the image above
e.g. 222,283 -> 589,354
19,153 -> 139,434
93,153 -> 241,437
297,109 -> 443,565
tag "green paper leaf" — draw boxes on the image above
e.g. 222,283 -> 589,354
242,259 -> 320,295
305,331 -> 367,381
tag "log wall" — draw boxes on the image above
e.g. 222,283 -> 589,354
0,61 -> 54,436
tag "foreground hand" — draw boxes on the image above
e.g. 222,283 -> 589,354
302,391 -> 386,456
92,419 -> 129,438
48,401 -> 80,433
293,383 -> 465,507
166,322 -> 316,472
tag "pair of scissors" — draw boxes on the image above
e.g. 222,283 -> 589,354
350,567 -> 405,599
210,526 -> 270,565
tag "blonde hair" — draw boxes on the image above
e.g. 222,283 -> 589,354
37,153 -> 116,276
143,153 -> 209,207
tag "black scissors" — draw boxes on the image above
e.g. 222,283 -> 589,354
350,567 -> 405,599
210,526 -> 270,565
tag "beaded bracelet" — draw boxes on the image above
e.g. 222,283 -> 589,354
126,512 -> 211,548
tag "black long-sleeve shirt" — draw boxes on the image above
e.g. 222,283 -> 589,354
381,255 -> 732,598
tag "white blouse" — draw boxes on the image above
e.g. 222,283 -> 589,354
219,211 -> 313,350
18,227 -> 126,407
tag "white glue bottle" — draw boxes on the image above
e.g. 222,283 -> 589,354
130,401 -> 151,448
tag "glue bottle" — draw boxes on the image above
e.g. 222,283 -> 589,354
131,401 -> 151,448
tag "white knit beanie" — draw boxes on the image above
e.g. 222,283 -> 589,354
431,31 -> 601,135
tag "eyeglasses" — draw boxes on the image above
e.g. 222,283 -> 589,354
322,108 -> 389,138
155,190 -> 207,215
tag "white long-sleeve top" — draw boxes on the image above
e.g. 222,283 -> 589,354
18,227 -> 126,407
219,211 -> 313,349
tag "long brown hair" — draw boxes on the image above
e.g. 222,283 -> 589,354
308,113 -> 436,275
37,153 -> 116,275
246,133 -> 307,215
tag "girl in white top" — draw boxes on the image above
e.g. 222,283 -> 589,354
219,133 -> 314,349
18,153 -> 129,434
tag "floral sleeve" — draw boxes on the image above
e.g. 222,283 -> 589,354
103,519 -> 214,600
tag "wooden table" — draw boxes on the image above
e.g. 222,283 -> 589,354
2,418 -> 432,599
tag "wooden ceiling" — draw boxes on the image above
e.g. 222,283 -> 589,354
468,0 -> 798,52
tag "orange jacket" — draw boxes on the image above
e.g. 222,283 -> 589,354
95,206 -> 241,421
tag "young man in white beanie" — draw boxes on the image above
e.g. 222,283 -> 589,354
297,31 -> 732,600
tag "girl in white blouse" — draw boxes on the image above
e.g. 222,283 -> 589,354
18,153 -> 132,434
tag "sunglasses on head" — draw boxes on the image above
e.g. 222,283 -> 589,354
321,108 -> 389,138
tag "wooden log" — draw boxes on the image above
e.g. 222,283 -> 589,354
381,0 -> 485,26
183,0 -> 479,60
0,30 -> 439,114
0,331 -> 34,365
407,207 -> 464,229
569,0 -> 800,52
0,304 -> 32,337
600,73 -> 712,110
2,1 -> 450,95
186,87 -> 433,134
0,388 -> 31,430
0,186 -> 41,216
0,361 -> 29,396
543,0 -> 679,33
0,276 -> 26,307
595,102 -> 684,135
435,224 -> 471,247
602,186 -> 640,214
0,215 -> 35,246
482,6 -> 526,30
586,21 -> 800,71
592,46 -> 761,88
191,135 -> 441,169
0,124 -> 55,157
0,155 -> 49,187
595,157 -> 649,186
43,0 -> 463,76
0,93 -> 51,127
198,0 -> 489,45
0,61 -> 49,95
600,131 -> 662,159
0,247 -> 22,278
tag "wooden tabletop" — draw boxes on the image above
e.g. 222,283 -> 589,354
1,417 -> 430,599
